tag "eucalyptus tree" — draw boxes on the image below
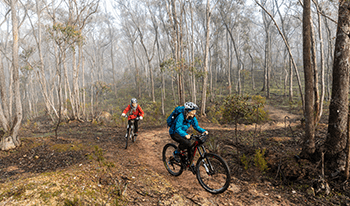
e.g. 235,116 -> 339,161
118,1 -> 142,98
199,0 -> 218,115
0,0 -> 23,150
105,15 -> 118,99
83,20 -> 111,118
148,1 -> 168,113
66,0 -> 100,121
26,0 -> 59,121
157,0 -> 178,105
255,0 -> 304,109
136,1 -> 157,102
217,0 -> 244,95
275,0 -> 298,101
165,0 -> 186,105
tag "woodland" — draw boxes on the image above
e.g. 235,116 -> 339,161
0,0 -> 350,205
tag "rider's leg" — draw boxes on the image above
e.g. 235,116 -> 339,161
134,119 -> 139,136
171,133 -> 192,161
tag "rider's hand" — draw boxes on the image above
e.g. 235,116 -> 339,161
202,131 -> 209,135
121,113 -> 126,117
185,134 -> 191,139
139,116 -> 143,120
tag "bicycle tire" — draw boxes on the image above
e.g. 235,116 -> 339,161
196,153 -> 231,194
162,143 -> 183,176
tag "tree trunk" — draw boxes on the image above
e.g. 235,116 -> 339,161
301,0 -> 315,158
310,16 -> 320,125
0,50 -> 9,131
249,53 -> 255,91
289,57 -> 293,102
1,0 -> 22,150
82,51 -> 86,119
131,42 -> 140,98
190,2 -> 196,103
11,0 -> 23,141
314,0 -> 325,123
171,77 -> 176,106
227,31 -> 232,94
35,0 -> 55,120
201,0 -> 211,116
325,0 -> 350,171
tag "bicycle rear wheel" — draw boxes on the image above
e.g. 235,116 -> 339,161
196,153 -> 231,194
162,143 -> 183,176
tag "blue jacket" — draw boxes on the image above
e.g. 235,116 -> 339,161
169,112 -> 206,138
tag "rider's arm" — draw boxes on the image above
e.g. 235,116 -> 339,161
137,105 -> 145,117
122,105 -> 131,114
174,113 -> 188,138
191,117 -> 206,134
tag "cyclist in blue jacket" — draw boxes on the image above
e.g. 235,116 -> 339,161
169,102 -> 209,162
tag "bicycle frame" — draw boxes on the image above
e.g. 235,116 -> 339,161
181,138 -> 208,169
125,116 -> 138,136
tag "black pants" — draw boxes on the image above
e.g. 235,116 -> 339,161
170,133 -> 193,158
128,119 -> 139,133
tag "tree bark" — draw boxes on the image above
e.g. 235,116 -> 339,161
325,0 -> 350,171
1,0 -> 22,150
313,0 -> 325,123
12,0 -> 23,141
301,0 -> 315,158
310,15 -> 320,125
190,2 -> 196,103
201,0 -> 211,116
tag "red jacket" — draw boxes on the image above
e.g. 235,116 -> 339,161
123,104 -> 144,120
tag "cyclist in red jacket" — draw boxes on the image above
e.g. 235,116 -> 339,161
121,98 -> 144,136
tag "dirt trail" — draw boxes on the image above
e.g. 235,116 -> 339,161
112,105 -> 301,205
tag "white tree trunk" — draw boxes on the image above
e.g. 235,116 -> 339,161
1,0 -> 22,150
201,0 -> 211,116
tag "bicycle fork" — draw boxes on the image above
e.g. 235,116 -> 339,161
125,124 -> 134,139
125,124 -> 130,138
198,146 -> 214,175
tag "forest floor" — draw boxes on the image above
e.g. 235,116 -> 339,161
0,102 -> 350,205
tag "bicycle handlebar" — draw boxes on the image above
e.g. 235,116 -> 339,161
122,115 -> 141,121
190,134 -> 209,144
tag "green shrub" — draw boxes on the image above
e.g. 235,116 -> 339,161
254,148 -> 269,173
240,154 -> 250,170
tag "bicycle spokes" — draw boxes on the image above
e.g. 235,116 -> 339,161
162,143 -> 183,176
196,153 -> 231,194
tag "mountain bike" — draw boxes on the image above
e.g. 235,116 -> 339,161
123,115 -> 139,149
162,134 -> 231,194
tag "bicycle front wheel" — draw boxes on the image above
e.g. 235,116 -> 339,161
196,153 -> 231,194
162,143 -> 183,176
